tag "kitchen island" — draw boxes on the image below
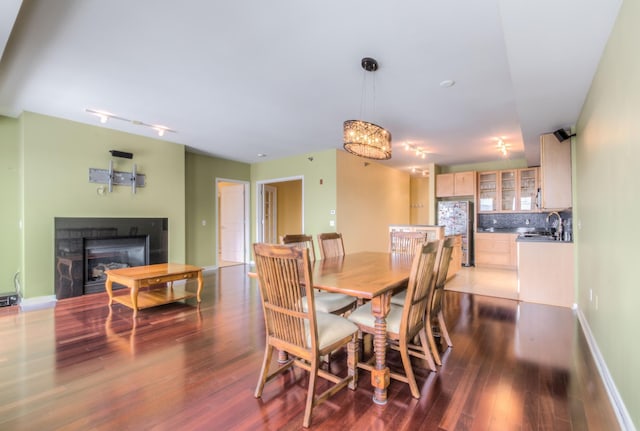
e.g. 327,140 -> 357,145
517,238 -> 574,308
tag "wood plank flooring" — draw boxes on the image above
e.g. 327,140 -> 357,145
0,265 -> 620,430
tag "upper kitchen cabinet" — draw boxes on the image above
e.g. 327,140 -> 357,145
540,133 -> 572,209
436,171 -> 476,197
478,168 -> 539,213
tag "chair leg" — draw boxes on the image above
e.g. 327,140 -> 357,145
347,336 -> 359,390
399,337 -> 420,399
418,329 -> 437,371
255,344 -> 274,398
425,317 -> 442,366
438,310 -> 453,347
303,357 -> 319,428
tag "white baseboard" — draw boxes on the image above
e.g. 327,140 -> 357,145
577,308 -> 636,431
19,295 -> 57,312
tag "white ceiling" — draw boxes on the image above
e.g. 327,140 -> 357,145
0,0 -> 622,171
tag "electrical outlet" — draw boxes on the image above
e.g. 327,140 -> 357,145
329,220 -> 335,227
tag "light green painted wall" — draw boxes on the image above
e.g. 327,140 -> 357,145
575,0 -> 638,427
439,157 -> 529,173
20,112 -> 186,298
0,117 -> 21,292
250,149 -> 337,247
185,152 -> 250,267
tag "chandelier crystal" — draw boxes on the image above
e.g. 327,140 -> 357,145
343,57 -> 392,160
343,120 -> 392,160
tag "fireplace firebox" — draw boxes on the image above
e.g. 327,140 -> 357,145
83,236 -> 149,294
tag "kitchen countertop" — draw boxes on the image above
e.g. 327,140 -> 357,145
477,227 -> 572,243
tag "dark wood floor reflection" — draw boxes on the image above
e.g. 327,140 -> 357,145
0,265 -> 620,430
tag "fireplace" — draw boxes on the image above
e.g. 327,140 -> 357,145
83,236 -> 150,294
55,218 -> 168,299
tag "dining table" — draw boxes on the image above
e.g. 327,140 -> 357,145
310,251 -> 414,405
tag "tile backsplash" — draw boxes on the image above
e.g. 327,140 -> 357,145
477,210 -> 572,233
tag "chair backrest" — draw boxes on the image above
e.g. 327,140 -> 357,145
430,236 -> 456,314
389,231 -> 428,255
317,232 -> 345,259
253,243 -> 318,358
281,234 -> 316,262
400,241 -> 439,337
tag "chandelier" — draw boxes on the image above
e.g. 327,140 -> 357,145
343,58 -> 392,160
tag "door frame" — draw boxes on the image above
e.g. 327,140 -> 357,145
256,175 -> 304,244
215,178 -> 250,264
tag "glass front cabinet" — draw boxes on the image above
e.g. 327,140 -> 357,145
478,171 -> 498,212
478,168 -> 539,213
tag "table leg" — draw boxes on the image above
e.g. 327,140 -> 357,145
369,292 -> 391,405
105,275 -> 114,305
131,284 -> 139,317
196,270 -> 203,302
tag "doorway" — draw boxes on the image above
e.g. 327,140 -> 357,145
217,179 -> 249,267
257,177 -> 303,244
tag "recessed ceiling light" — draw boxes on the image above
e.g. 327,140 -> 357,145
439,79 -> 455,88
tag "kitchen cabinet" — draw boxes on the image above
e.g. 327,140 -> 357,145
448,234 -> 462,279
436,171 -> 476,197
517,241 -> 574,308
479,168 -> 539,213
540,133 -> 572,209
478,171 -> 498,211
474,232 -> 517,269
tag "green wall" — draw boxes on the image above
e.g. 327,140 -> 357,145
575,0 -> 639,427
0,117 -> 21,292
185,152 -> 250,267
16,112 -> 186,298
250,149 -> 337,247
439,157 -> 528,173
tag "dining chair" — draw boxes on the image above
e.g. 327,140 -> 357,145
253,243 -> 358,428
426,236 -> 456,365
317,232 -> 345,259
348,241 -> 439,399
281,234 -> 355,315
389,231 -> 428,255
281,234 -> 316,261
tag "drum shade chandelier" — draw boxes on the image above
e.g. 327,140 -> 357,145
343,58 -> 392,160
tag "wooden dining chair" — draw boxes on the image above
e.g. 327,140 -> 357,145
389,231 -> 428,255
348,241 -> 439,399
426,236 -> 456,365
281,234 -> 316,261
281,234 -> 355,315
317,232 -> 345,259
253,243 -> 358,428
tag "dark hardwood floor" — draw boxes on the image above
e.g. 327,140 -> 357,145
0,265 -> 620,430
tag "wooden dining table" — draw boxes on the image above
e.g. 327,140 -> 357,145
311,251 -> 414,405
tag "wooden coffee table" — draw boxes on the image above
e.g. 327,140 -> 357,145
105,263 -> 203,316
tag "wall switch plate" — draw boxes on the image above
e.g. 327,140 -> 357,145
329,220 -> 335,227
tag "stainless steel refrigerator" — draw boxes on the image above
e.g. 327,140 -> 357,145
437,200 -> 473,266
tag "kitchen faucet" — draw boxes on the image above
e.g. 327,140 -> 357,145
546,211 -> 563,240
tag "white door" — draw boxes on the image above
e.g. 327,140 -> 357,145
220,183 -> 245,262
262,185 -> 277,243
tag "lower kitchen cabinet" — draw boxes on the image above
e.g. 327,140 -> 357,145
517,241 -> 574,308
474,233 -> 517,269
447,234 -> 462,279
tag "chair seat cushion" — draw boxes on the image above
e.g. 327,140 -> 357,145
302,291 -> 356,314
311,312 -> 358,350
390,290 -> 406,306
348,302 -> 404,335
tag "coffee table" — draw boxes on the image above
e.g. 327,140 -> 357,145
105,263 -> 203,316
